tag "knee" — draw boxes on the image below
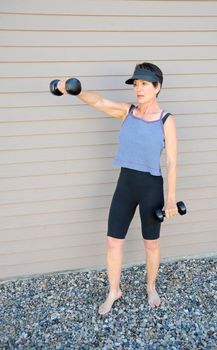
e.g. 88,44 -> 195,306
107,236 -> 125,250
144,239 -> 160,252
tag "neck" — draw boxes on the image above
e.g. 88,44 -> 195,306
137,101 -> 160,114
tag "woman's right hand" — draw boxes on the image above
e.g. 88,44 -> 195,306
57,79 -> 68,94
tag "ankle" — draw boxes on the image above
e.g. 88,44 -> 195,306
109,288 -> 122,296
147,284 -> 156,292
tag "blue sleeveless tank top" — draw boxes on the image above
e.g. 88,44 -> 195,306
112,105 -> 170,176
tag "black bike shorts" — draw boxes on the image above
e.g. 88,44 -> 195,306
107,167 -> 164,240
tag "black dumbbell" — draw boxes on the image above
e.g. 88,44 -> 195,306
50,79 -> 63,96
50,78 -> 81,96
155,201 -> 187,222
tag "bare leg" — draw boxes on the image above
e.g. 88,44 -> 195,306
98,236 -> 124,315
144,238 -> 161,307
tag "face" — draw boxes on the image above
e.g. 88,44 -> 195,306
133,80 -> 160,103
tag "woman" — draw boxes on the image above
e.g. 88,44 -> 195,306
57,62 -> 178,315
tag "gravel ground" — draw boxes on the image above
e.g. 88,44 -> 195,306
0,256 -> 216,350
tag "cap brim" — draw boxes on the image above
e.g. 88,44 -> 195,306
125,78 -> 135,85
125,73 -> 159,85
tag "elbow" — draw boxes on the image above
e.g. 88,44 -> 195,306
166,159 -> 177,170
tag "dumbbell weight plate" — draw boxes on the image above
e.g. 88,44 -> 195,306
177,201 -> 187,215
50,79 -> 63,96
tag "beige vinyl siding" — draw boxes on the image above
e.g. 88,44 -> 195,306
0,0 -> 217,279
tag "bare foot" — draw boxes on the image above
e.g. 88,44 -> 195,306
98,290 -> 122,315
147,288 -> 161,307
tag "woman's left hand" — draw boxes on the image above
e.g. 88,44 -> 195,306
163,200 -> 178,219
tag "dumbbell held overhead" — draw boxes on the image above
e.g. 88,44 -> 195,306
49,78 -> 82,96
155,201 -> 187,222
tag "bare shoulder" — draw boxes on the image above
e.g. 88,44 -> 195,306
163,114 -> 177,146
163,114 -> 176,131
120,103 -> 132,122
95,98 -> 131,121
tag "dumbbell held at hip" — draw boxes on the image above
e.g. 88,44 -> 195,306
49,78 -> 82,96
155,201 -> 187,222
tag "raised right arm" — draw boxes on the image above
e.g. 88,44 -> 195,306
58,79 -> 131,122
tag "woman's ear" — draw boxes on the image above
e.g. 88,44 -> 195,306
156,82 -> 161,96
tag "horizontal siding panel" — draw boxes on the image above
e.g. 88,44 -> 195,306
0,124 -> 216,152
0,114 -> 217,137
0,144 -> 117,164
0,140 -> 216,163
0,61 -> 217,78
126,241 -> 217,265
1,1 -> 217,16
2,31 -> 217,47
165,173 -> 215,190
1,233 -> 106,255
175,115 -> 217,127
0,221 -> 107,242
0,254 -> 107,280
1,156 -> 217,178
0,256 -> 105,280
1,217 -> 216,242
177,127 -> 217,140
0,231 -> 215,270
164,101 -> 217,115
1,193 -> 217,220
0,170 -> 118,191
0,144 -> 216,165
0,139 -> 217,164
0,242 -> 106,266
179,139 -> 217,152
1,104 -> 217,123
0,158 -> 114,177
1,74 -> 217,94
0,170 -> 216,192
177,151 -> 217,165
160,242 -> 217,261
1,181 -> 216,205
1,46 -> 217,62
0,195 -> 113,217
0,132 -> 118,151
0,207 -> 109,230
0,229 -> 215,269
0,183 -> 117,204
2,240 -> 216,280
1,15 -> 217,31
0,204 -> 216,230
1,114 -> 217,136
0,117 -> 216,137
0,118 -> 120,136
1,87 -> 217,108
128,230 -> 216,253
1,229 -> 215,255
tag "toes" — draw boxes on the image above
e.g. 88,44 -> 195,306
156,300 -> 161,307
147,290 -> 161,308
98,306 -> 111,315
98,301 -> 112,315
149,301 -> 155,308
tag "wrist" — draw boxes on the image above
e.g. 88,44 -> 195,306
166,195 -> 176,202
